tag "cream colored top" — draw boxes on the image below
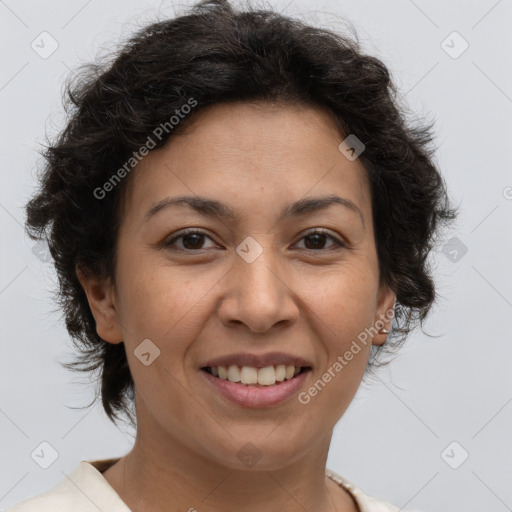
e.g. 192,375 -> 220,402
6,458 -> 422,512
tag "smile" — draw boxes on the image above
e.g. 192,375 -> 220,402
200,366 -> 312,408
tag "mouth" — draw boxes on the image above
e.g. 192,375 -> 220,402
200,365 -> 313,408
201,364 -> 312,386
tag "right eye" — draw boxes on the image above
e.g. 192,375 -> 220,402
164,229 -> 220,252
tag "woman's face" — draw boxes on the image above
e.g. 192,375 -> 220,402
83,101 -> 395,470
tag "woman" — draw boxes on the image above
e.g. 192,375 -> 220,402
11,0 -> 458,510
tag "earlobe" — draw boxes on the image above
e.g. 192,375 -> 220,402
75,265 -> 124,344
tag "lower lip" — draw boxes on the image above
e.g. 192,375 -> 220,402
200,368 -> 311,408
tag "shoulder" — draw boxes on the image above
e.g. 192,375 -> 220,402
5,459 -> 128,512
326,468 -> 425,512
5,476 -> 87,512
5,492 -> 73,512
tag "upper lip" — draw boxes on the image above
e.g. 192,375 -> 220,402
200,351 -> 313,369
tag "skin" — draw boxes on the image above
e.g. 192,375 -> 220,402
77,101 -> 396,512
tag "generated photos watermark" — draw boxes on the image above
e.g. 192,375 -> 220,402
93,96 -> 198,200
297,306 -> 400,405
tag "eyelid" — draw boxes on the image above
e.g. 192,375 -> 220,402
164,227 -> 346,252
165,228 -> 220,250
294,228 -> 346,249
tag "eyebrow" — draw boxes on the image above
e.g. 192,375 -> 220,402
144,194 -> 365,228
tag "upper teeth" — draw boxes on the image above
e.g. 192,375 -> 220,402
210,365 -> 302,385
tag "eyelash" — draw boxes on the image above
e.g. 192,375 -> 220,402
164,228 -> 346,253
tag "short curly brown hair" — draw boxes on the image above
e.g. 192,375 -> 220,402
24,0 -> 459,428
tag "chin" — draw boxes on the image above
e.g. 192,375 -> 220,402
199,433 -> 311,472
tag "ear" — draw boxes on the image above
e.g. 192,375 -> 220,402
372,283 -> 397,347
76,265 -> 124,344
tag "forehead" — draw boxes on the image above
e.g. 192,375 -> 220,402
120,101 -> 371,225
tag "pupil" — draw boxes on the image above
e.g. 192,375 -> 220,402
304,234 -> 325,250
183,233 -> 203,249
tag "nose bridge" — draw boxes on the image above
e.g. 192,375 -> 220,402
220,233 -> 298,332
234,233 -> 282,296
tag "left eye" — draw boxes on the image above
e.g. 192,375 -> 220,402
294,230 -> 345,251
164,229 -> 344,252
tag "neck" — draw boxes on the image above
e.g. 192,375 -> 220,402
105,422 -> 356,512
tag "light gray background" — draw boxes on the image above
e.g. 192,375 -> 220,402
1,1 -> 511,511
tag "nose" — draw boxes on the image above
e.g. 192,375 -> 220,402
217,236 -> 300,333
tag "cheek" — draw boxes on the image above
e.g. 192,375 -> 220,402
298,265 -> 377,397
116,260 -> 224,351
299,264 -> 378,336
299,275 -> 374,419
118,267 -> 217,405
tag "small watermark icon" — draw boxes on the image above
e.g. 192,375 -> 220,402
31,240 -> 51,263
441,441 -> 469,469
236,236 -> 263,263
237,442 -> 263,468
442,236 -> 468,263
441,31 -> 469,59
31,441 -> 59,469
338,134 -> 365,161
31,31 -> 59,59
134,338 -> 161,366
